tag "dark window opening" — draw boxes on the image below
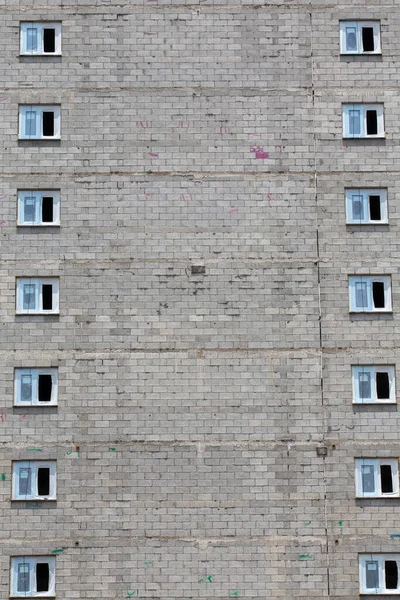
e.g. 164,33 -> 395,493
37,467 -> 50,496
372,282 -> 385,308
43,28 -> 56,53
381,465 -> 394,494
376,372 -> 390,399
36,562 -> 50,592
362,27 -> 375,52
42,197 -> 54,223
42,112 -> 54,137
366,110 -> 378,135
385,560 -> 398,590
42,284 -> 53,310
369,196 -> 382,221
38,374 -> 52,402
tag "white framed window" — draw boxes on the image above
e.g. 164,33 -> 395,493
349,275 -> 392,313
360,554 -> 400,594
352,366 -> 395,404
20,22 -> 62,55
11,556 -> 56,597
17,190 -> 60,226
16,278 -> 60,315
19,106 -> 61,140
12,461 -> 56,500
345,189 -> 388,224
355,459 -> 399,498
340,21 -> 381,54
14,368 -> 58,406
342,104 -> 385,138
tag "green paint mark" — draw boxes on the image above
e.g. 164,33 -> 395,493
27,448 -> 42,452
305,520 -> 312,526
338,521 -> 343,527
199,576 -> 213,583
109,447 -> 116,451
230,591 -> 241,597
299,554 -> 312,560
1,474 -> 5,481
126,591 -> 137,597
144,561 -> 152,567
51,548 -> 64,554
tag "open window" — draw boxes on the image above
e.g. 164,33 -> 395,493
14,368 -> 58,406
342,104 -> 385,139
20,23 -> 62,55
19,106 -> 61,140
12,461 -> 56,500
340,21 -> 381,55
352,366 -> 395,404
16,278 -> 60,315
17,190 -> 60,226
349,275 -> 392,312
360,554 -> 400,594
11,556 -> 56,597
345,189 -> 388,224
355,459 -> 399,497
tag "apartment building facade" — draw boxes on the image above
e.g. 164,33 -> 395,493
0,0 -> 399,598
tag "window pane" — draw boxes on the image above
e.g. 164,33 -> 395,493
349,109 -> 361,135
42,284 -> 53,310
38,374 -> 52,402
381,465 -> 394,494
362,27 -> 375,52
42,112 -> 54,137
26,27 -> 38,52
21,374 -> 32,402
369,196 -> 382,221
361,464 -> 375,493
346,27 -> 357,51
376,372 -> 390,400
352,195 -> 364,220
25,110 -> 37,137
366,561 -> 379,590
385,560 -> 398,590
355,281 -> 368,308
19,467 -> 32,496
23,197 -> 36,223
37,467 -> 50,496
36,563 -> 50,592
359,372 -> 371,399
43,29 -> 56,53
42,197 -> 54,223
17,562 -> 30,592
372,281 -> 385,309
23,284 -> 36,310
366,110 -> 378,135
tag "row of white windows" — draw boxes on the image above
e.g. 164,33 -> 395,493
13,188 -> 391,227
8,459 -> 400,501
15,104 -> 388,140
9,365 -> 398,407
11,275 -> 395,315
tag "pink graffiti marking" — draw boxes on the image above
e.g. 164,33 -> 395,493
0,221 -> 6,226
148,152 -> 159,157
248,133 -> 261,137
228,208 -> 239,214
340,145 -> 349,150
0,97 -> 9,102
275,145 -> 282,151
137,121 -> 149,128
144,193 -> 151,200
179,121 -> 192,128
219,127 -> 228,134
20,415 -> 27,420
180,194 -> 193,201
250,146 -> 269,159
0,195 -> 7,200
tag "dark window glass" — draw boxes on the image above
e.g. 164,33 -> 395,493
362,27 -> 375,52
376,372 -> 390,399
42,197 -> 54,223
43,29 -> 56,53
369,196 -> 382,221
381,465 -> 394,494
42,112 -> 54,137
38,374 -> 52,402
366,110 -> 378,135
385,560 -> 398,590
36,562 -> 49,592
42,284 -> 53,310
372,282 -> 385,309
37,467 -> 50,496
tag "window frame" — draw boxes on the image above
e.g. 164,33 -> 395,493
360,554 -> 400,594
340,20 -> 381,55
12,460 -> 57,501
16,278 -> 60,315
17,190 -> 60,226
14,368 -> 58,406
345,188 -> 388,225
342,103 -> 385,139
10,555 -> 56,597
352,365 -> 396,404
348,275 -> 392,313
19,105 -> 61,140
355,458 -> 399,498
20,22 -> 62,56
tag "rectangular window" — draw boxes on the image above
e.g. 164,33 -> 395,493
16,278 -> 59,314
342,104 -> 385,138
15,368 -> 58,406
349,275 -> 392,312
20,23 -> 61,55
340,21 -> 381,54
360,555 -> 400,594
352,366 -> 395,404
356,459 -> 399,498
12,461 -> 56,501
19,106 -> 61,140
11,556 -> 56,597
18,191 -> 60,226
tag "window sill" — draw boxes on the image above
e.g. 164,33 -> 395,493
353,401 -> 397,405
18,137 -> 61,142
11,498 -> 57,502
343,135 -> 386,140
13,403 -> 58,408
346,222 -> 389,227
349,310 -> 393,314
17,224 -> 60,228
16,312 -> 59,316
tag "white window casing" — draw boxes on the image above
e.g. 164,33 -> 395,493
355,459 -> 399,498
340,21 -> 381,55
349,275 -> 392,313
17,190 -> 60,226
11,556 -> 56,597
14,368 -> 58,406
342,104 -> 385,139
360,554 -> 400,594
16,278 -> 60,315
12,461 -> 56,500
20,23 -> 62,55
19,106 -> 61,140
345,189 -> 388,224
352,366 -> 395,404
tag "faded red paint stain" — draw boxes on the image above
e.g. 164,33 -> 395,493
148,152 -> 159,157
